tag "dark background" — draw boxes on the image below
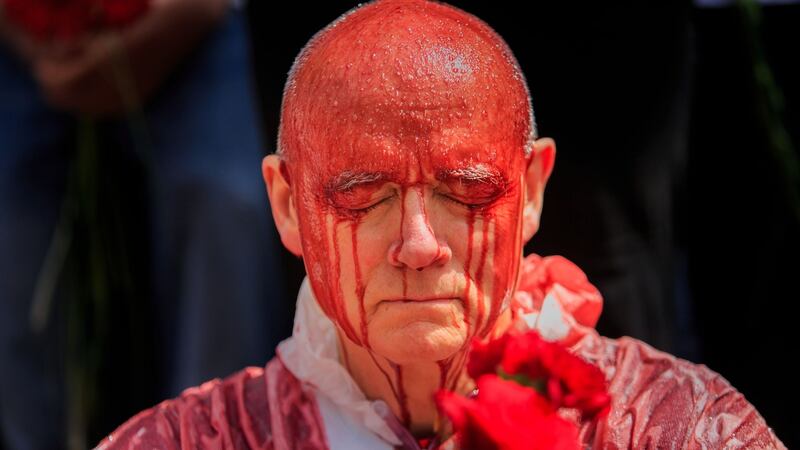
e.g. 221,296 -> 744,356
247,1 -> 799,447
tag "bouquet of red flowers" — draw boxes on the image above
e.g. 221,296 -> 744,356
2,0 -> 149,41
436,331 -> 611,450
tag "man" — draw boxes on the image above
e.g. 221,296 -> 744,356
97,0 -> 785,448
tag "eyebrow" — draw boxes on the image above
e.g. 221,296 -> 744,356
436,165 -> 504,185
325,165 -> 505,195
326,171 -> 389,193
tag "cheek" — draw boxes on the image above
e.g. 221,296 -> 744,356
351,218 -> 396,271
294,192 -> 368,344
338,218 -> 394,321
295,193 -> 400,347
488,194 -> 525,292
487,208 -> 522,292
466,193 -> 524,336
295,196 -> 330,291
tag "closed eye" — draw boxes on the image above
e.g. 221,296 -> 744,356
327,179 -> 395,214
439,192 -> 500,209
435,165 -> 508,209
348,195 -> 394,213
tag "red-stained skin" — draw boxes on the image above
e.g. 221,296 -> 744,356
279,0 -> 531,426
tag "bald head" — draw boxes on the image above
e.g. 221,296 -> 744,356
278,0 -> 534,170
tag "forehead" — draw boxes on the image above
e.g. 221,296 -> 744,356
306,116 -> 522,186
281,0 -> 531,182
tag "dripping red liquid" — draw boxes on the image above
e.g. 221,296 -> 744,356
462,210 -> 476,335
392,363 -> 411,427
437,357 -> 454,392
351,220 -> 369,348
332,218 -> 361,345
474,215 -> 491,336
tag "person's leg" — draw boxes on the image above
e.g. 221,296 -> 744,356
141,10 -> 292,396
0,46 -> 71,449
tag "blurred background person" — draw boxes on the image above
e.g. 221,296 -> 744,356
0,0 -> 293,448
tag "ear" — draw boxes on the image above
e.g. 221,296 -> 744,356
521,138 -> 556,244
262,155 -> 303,256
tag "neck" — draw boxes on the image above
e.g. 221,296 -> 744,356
337,308 -> 513,435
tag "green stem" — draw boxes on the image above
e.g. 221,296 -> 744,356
737,0 -> 800,224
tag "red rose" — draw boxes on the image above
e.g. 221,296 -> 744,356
438,331 -> 611,449
467,330 -> 610,419
466,332 -> 510,380
436,375 -> 579,450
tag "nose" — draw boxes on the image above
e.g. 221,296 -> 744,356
388,188 -> 452,270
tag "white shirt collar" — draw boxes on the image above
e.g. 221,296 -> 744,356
276,278 -> 402,447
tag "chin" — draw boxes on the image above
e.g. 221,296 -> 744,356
369,321 -> 468,365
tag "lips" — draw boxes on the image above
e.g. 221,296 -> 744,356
381,296 -> 460,303
375,298 -> 464,315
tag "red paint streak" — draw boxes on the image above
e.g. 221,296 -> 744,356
454,350 -> 468,391
473,215 -> 491,335
458,349 -> 470,390
366,351 -> 412,426
485,184 -> 525,336
437,346 -> 470,393
368,351 -> 401,401
351,220 -> 370,348
332,218 -> 361,345
392,363 -> 411,427
437,357 -> 454,391
462,210 -> 476,332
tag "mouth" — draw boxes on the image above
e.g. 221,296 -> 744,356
370,297 -> 466,329
379,296 -> 460,304
373,297 -> 463,315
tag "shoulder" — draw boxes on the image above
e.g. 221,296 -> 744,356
96,358 -> 329,450
575,334 -> 785,449
96,366 -> 272,450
